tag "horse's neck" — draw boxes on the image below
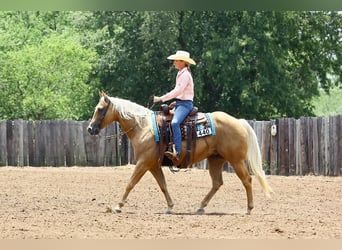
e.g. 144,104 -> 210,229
116,115 -> 143,142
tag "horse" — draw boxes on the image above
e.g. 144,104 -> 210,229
87,92 -> 273,214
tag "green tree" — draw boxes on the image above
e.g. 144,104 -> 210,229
83,11 -> 341,119
1,11 -> 340,121
77,11 -> 180,106
185,11 -> 341,119
0,34 -> 98,120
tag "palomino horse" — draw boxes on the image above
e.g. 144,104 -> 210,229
87,92 -> 272,214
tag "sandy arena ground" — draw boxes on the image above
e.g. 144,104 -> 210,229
0,165 -> 341,239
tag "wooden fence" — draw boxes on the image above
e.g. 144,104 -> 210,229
0,116 -> 341,176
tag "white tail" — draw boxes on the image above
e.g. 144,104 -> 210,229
239,119 -> 273,197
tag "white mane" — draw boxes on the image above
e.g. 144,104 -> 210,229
108,97 -> 152,129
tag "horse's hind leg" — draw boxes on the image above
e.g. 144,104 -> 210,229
150,166 -> 174,214
114,162 -> 147,213
196,156 -> 225,214
231,160 -> 254,214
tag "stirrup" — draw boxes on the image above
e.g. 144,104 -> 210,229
164,144 -> 178,160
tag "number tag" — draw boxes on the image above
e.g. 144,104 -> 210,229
196,127 -> 212,137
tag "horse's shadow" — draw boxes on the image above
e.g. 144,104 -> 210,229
156,212 -> 244,216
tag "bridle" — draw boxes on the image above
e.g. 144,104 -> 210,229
93,100 -> 138,140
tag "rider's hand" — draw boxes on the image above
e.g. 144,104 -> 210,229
153,96 -> 162,103
169,101 -> 176,109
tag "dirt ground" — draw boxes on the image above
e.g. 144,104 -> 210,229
0,165 -> 341,239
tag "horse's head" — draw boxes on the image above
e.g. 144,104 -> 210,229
87,91 -> 112,135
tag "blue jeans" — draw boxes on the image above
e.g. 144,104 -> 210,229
171,100 -> 193,154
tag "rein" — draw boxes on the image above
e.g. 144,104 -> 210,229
102,123 -> 138,140
147,95 -> 155,110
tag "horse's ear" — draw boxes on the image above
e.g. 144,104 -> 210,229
99,91 -> 110,104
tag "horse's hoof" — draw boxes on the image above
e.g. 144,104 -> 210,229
196,208 -> 205,214
165,208 -> 173,214
246,209 -> 252,215
114,206 -> 122,213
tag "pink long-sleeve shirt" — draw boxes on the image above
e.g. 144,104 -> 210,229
160,68 -> 194,102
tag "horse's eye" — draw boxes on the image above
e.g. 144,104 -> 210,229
97,107 -> 104,113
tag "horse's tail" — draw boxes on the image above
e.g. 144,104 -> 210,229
239,119 -> 273,197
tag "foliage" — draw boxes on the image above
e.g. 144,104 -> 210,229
0,11 -> 340,120
0,33 -> 98,120
313,87 -> 342,117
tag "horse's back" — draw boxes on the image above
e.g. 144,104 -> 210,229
210,111 -> 249,161
211,111 -> 248,137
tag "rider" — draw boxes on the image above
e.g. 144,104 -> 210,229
153,50 -> 196,164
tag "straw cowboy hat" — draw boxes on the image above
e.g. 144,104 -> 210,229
167,50 -> 196,65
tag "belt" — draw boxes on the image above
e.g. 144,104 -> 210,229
175,99 -> 193,102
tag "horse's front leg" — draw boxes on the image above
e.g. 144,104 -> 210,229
149,166 -> 174,214
114,162 -> 147,213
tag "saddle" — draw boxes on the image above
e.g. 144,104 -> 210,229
156,103 -> 207,168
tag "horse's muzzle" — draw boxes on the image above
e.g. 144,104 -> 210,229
87,124 -> 100,135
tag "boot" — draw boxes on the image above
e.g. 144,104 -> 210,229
164,144 -> 181,166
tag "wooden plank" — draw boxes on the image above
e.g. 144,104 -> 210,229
299,117 -> 309,175
269,120 -> 278,175
60,121 -> 68,166
33,121 -> 40,166
322,117 -> 330,176
317,118 -> 326,175
312,117 -> 319,175
284,118 -> 289,175
22,120 -> 29,166
32,121 -> 39,166
6,121 -> 15,166
96,127 -> 106,166
329,115 -> 341,176
37,121 -> 47,166
261,121 -> 271,174
316,117 -> 322,175
74,121 -> 87,166
84,121 -> 102,166
254,121 -> 263,149
27,121 -> 35,166
0,121 -> 7,166
288,118 -> 296,175
45,120 -> 55,166
114,123 -> 121,166
61,121 -> 72,166
66,121 -> 76,166
55,120 -> 65,166
307,117 -> 314,174
278,118 -> 289,175
337,115 -> 342,176
16,120 -> 25,167
104,123 -> 118,166
295,119 -> 301,175
328,116 -> 336,175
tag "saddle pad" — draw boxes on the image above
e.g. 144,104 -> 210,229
195,113 -> 216,138
151,111 -> 216,142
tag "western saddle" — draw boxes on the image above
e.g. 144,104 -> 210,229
155,102 -> 207,169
